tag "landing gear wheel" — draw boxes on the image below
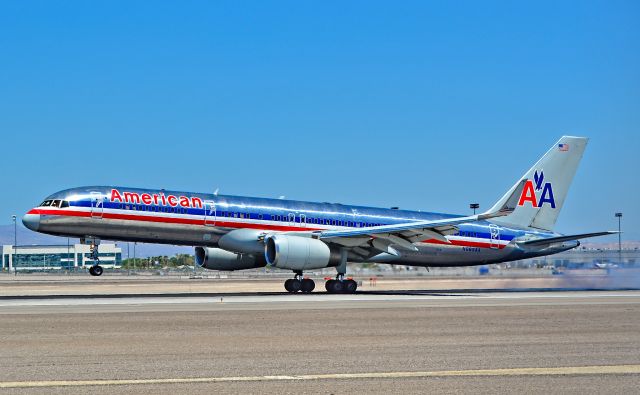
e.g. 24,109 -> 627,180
326,280 -> 345,293
89,266 -> 95,276
290,279 -> 302,292
285,278 -> 303,293
325,279 -> 336,292
301,279 -> 315,293
284,279 -> 294,292
345,279 -> 357,293
92,265 -> 103,276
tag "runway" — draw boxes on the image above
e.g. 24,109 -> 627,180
1,291 -> 639,394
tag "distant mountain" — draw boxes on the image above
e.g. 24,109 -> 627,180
0,224 -> 191,258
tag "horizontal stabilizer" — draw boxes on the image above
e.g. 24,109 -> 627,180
522,231 -> 618,246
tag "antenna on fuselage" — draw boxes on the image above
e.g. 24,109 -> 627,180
279,196 -> 286,200
214,188 -> 219,196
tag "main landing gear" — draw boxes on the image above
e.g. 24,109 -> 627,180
284,271 -> 315,293
283,273 -> 358,294
324,250 -> 357,294
325,274 -> 358,294
283,250 -> 358,294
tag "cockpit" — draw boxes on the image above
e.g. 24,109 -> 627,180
39,199 -> 70,208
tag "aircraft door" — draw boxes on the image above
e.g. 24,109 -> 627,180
91,192 -> 104,219
489,224 -> 500,249
204,200 -> 216,226
300,214 -> 307,228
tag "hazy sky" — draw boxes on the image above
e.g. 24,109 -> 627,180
1,1 -> 638,240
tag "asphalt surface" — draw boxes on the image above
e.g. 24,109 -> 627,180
1,291 -> 639,394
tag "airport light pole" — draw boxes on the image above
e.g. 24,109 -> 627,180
127,242 -> 130,275
470,203 -> 479,215
12,215 -> 16,274
615,212 -> 622,264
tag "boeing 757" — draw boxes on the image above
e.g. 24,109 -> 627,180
22,136 -> 614,293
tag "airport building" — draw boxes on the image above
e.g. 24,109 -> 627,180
1,244 -> 122,271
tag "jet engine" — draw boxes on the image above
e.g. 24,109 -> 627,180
264,234 -> 341,270
195,247 -> 266,271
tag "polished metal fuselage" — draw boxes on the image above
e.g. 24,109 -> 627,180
27,186 -> 574,267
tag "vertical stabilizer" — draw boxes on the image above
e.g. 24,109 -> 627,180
488,136 -> 588,231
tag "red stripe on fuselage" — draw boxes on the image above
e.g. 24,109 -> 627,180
28,208 -> 322,232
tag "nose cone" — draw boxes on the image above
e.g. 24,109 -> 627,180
22,213 -> 40,231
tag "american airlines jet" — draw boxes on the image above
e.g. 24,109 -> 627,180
22,136 -> 614,293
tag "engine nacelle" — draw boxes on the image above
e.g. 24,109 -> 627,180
264,234 -> 340,270
218,229 -> 265,254
195,247 -> 266,271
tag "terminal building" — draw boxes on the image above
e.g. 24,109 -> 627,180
1,244 -> 122,271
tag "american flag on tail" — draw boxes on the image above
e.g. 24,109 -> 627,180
558,143 -> 569,151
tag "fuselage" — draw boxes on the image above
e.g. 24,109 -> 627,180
23,186 -> 576,267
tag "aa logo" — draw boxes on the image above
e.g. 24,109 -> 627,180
517,170 -> 556,208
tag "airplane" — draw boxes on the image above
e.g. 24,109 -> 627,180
22,136 -> 615,293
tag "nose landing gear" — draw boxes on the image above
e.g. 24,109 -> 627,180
85,239 -> 103,277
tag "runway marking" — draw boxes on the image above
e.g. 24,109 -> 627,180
2,365 -> 639,388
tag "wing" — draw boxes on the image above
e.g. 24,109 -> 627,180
306,180 -> 527,256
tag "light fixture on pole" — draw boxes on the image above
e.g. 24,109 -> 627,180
470,203 -> 480,215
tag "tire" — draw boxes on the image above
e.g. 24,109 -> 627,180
325,279 -> 335,292
290,279 -> 302,292
301,279 -> 315,293
89,266 -> 96,276
93,266 -> 103,276
345,279 -> 357,293
332,280 -> 345,293
284,279 -> 294,292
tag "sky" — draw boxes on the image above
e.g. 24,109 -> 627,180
0,1 -> 638,241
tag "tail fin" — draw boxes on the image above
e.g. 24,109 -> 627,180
488,136 -> 588,231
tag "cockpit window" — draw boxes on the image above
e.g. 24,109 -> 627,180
39,199 -> 69,208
